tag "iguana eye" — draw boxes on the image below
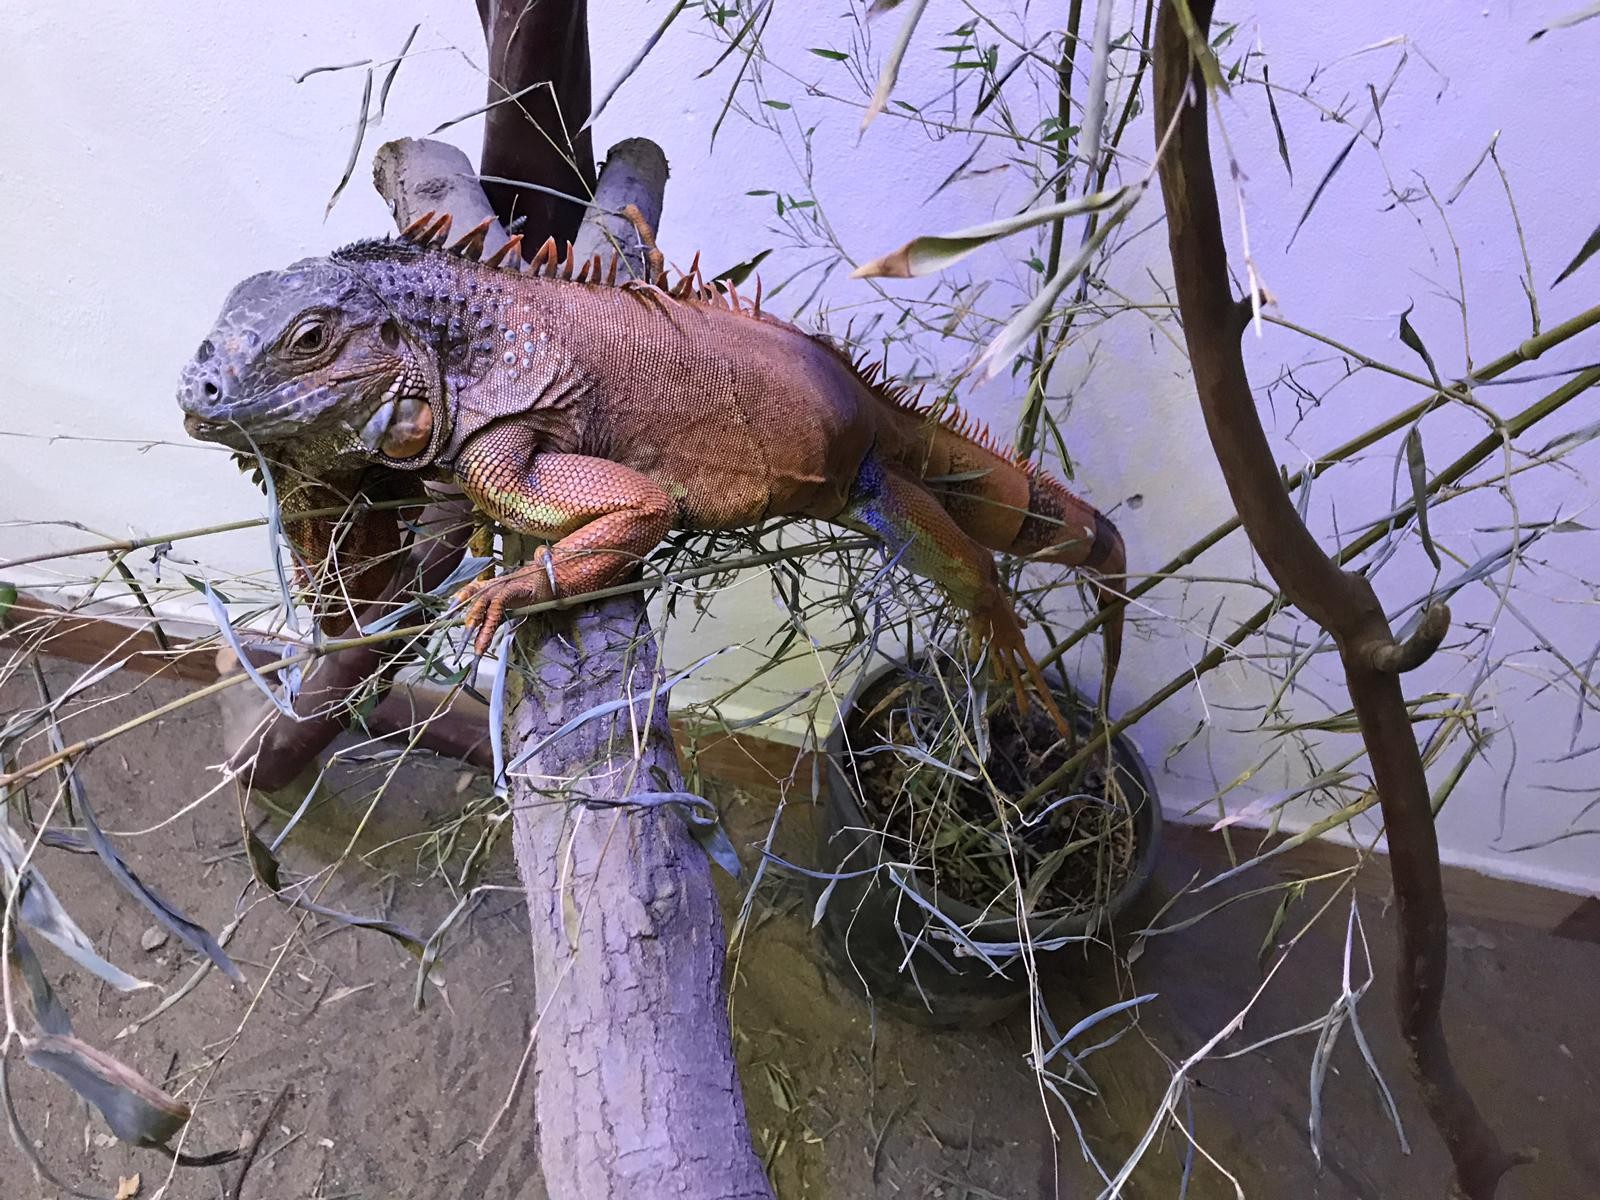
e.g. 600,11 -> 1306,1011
288,318 -> 329,356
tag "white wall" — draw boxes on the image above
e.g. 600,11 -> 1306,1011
3,3 -> 1597,893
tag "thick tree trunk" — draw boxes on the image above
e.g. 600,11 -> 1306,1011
377,134 -> 771,1198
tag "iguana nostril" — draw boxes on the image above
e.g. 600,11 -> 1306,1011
202,379 -> 220,400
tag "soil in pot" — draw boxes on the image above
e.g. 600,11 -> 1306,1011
845,661 -> 1141,921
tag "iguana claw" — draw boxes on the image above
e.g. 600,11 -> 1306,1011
971,598 -> 1070,736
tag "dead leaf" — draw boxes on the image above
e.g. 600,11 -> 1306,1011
115,1174 -> 141,1199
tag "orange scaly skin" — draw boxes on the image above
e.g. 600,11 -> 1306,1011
178,215 -> 1126,723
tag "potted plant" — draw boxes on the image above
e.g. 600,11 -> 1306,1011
813,650 -> 1161,1029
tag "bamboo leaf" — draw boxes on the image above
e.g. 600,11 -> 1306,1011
1256,880 -> 1304,970
324,67 -> 373,219
1404,427 -> 1441,570
861,0 -> 930,133
23,1034 -> 191,1146
974,195 -> 1135,381
1,820 -> 151,993
204,582 -> 297,718
712,248 -> 773,287
1397,303 -> 1441,387
63,773 -> 242,983
1531,3 -> 1600,40
294,59 -> 370,85
8,929 -> 74,1035
811,876 -> 839,928
1288,56 -> 1403,248
583,0 -> 690,131
852,186 -> 1128,279
1262,63 -> 1292,181
247,830 -> 426,958
1553,219 -> 1600,286
375,23 -> 420,122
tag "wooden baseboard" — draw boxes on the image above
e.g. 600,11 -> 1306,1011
2,591 -> 219,684
11,592 -> 1593,935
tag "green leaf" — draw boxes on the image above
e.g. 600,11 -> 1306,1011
183,574 -> 229,604
808,47 -> 849,61
974,193 -> 1138,381
1405,427 -> 1441,571
712,248 -> 773,288
1256,881 -> 1305,970
761,98 -> 791,110
1553,220 -> 1600,286
851,185 -> 1129,279
0,582 -> 15,623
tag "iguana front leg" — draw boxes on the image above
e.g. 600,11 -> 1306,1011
452,426 -> 674,652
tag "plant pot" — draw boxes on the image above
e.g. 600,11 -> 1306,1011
813,656 -> 1162,1030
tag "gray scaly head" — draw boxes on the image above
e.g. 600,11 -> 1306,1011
177,253 -> 446,468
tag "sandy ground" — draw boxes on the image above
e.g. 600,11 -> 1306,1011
2,660 -> 1595,1199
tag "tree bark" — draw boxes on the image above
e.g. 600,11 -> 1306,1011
378,130 -> 770,1197
505,597 -> 773,1198
1151,5 -> 1525,1196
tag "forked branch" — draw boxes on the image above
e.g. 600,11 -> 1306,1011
1151,3 -> 1527,1195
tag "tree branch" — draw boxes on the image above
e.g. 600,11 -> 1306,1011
1151,5 -> 1528,1196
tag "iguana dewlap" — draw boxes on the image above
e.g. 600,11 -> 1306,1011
177,214 -> 1125,725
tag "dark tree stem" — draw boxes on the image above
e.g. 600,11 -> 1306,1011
477,0 -> 596,250
1151,5 -> 1526,1196
227,499 -> 471,790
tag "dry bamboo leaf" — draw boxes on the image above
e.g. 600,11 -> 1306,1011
852,187 -> 1128,279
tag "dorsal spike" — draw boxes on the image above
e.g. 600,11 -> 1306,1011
400,210 -> 437,242
450,217 -> 495,260
589,253 -> 603,281
423,213 -> 453,247
606,253 -> 619,286
483,234 -> 524,268
558,242 -> 575,280
753,276 -> 763,318
576,257 -> 593,284
654,266 -> 669,288
726,281 -> 741,312
671,273 -> 693,300
531,237 -> 558,274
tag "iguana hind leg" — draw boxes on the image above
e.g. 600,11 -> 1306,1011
833,455 -> 1068,733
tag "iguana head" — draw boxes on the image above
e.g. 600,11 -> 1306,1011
178,258 -> 445,467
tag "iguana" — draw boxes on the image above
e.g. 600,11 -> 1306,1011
177,212 -> 1126,726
